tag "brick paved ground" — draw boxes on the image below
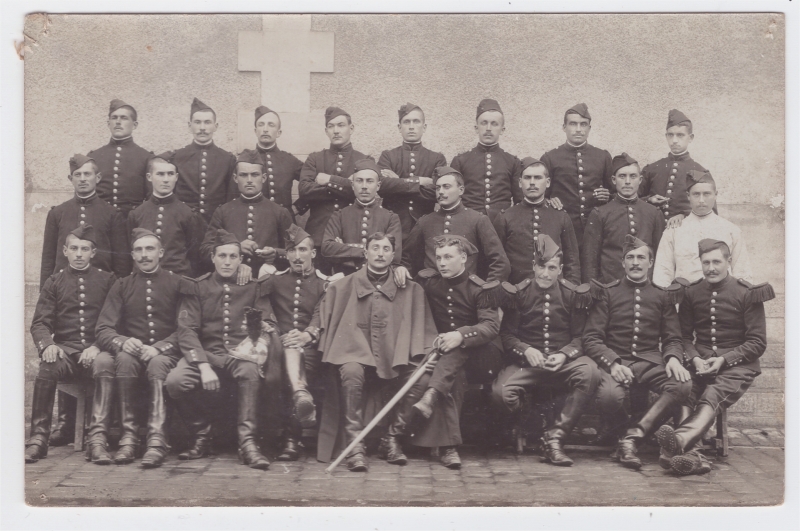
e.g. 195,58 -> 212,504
25,434 -> 784,507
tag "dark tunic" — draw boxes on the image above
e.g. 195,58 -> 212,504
171,141 -> 237,221
581,195 -> 665,284
39,193 -> 129,287
376,142 -> 446,236
258,268 -> 327,335
88,136 -> 152,215
296,143 -> 370,245
450,143 -> 523,222
31,266 -> 116,355
639,151 -> 708,220
127,193 -> 207,276
254,144 -> 304,214
401,202 -> 510,283
493,198 -> 581,285
540,142 -> 613,245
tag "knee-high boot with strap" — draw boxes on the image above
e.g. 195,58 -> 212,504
616,391 -> 681,470
114,377 -> 140,464
237,380 -> 270,470
85,377 -> 114,465
541,388 -> 594,467
341,381 -> 367,472
25,378 -> 58,463
176,391 -> 212,460
141,380 -> 170,468
48,391 -> 76,447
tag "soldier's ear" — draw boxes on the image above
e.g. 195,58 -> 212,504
96,171 -> 102,182
311,248 -> 317,259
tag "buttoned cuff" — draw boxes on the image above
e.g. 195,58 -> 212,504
683,342 -> 700,361
111,335 -> 130,354
36,337 -> 55,355
304,326 -> 320,345
456,327 -> 478,347
721,351 -> 740,368
153,341 -> 175,355
596,350 -> 620,371
558,346 -> 581,360
509,342 -> 532,363
186,347 -> 209,365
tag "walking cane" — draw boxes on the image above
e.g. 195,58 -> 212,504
324,337 -> 444,474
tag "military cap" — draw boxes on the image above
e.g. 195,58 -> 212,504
353,158 -> 382,176
533,234 -> 561,266
685,169 -> 715,191
520,156 -> 545,171
236,149 -> 264,166
476,98 -> 503,119
325,106 -> 350,125
130,227 -> 160,247
434,165 -> 463,180
611,152 -> 639,176
564,103 -> 591,121
190,98 -> 213,119
213,228 -> 240,250
254,105 -> 277,125
433,234 -> 479,256
622,234 -> 650,257
69,153 -> 96,174
398,102 -> 422,121
698,238 -> 730,257
69,224 -> 96,245
285,224 -> 313,251
667,109 -> 691,129
150,150 -> 177,165
109,99 -> 136,116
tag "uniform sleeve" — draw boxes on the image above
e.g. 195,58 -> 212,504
729,226 -> 753,283
678,293 -> 701,361
297,155 -> 331,203
420,153 -> 447,202
449,153 -> 463,175
722,292 -> 767,367
95,279 -> 128,354
560,214 -> 582,285
151,279 -> 192,356
255,281 -> 278,326
499,306 -> 530,364
582,290 -> 620,371
651,207 -> 666,258
509,156 -> 523,204
199,207 -> 224,266
30,277 -> 58,354
559,298 -> 586,360
492,210 -> 509,247
321,211 -> 364,260
39,208 -> 59,288
580,208 -> 603,283
476,215 -> 511,283
225,154 -> 238,204
652,228 -> 676,288
601,150 -> 614,191
388,213 -> 403,266
185,210 -> 209,271
659,294 -> 684,363
400,218 -> 424,274
376,150 -> 421,197
111,211 -> 132,277
176,282 -> 209,364
457,307 -> 500,349
272,206 -> 294,262
638,164 -> 654,201
540,152 -> 554,199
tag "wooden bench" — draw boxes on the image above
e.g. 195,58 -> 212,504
56,381 -> 94,452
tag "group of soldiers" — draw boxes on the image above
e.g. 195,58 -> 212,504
26,97 -> 773,479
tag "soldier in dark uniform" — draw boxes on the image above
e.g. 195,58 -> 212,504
200,149 -> 293,278
296,106 -> 370,272
167,229 -> 279,470
656,239 -> 774,475
377,103 -> 446,237
26,226 -> 117,464
582,153 -> 665,284
322,159 -> 402,275
95,228 -> 187,468
639,109 -> 711,228
583,235 -> 692,470
450,98 -> 523,223
540,103 -> 613,247
491,234 -> 598,467
397,166 -> 510,284
493,157 -> 580,284
127,151 -> 207,277
252,106 -> 304,215
88,99 -> 152,216
412,236 -> 502,468
172,98 -> 238,222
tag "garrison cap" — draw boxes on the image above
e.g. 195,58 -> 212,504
69,153 -> 95,174
520,156 -> 545,171
622,234 -> 650,257
109,99 -> 136,117
433,234 -> 479,256
213,229 -> 240,250
254,105 -> 277,125
611,152 -> 639,175
685,169 -> 715,191
69,224 -> 96,246
353,158 -> 382,177
130,227 -> 160,247
190,98 -> 213,119
533,234 -> 561,266
434,166 -> 462,180
150,150 -> 177,166
565,103 -> 591,121
285,224 -> 313,251
698,238 -> 730,257
236,149 -> 264,167
476,98 -> 503,119
398,102 -> 422,121
325,106 -> 350,125
667,109 -> 691,129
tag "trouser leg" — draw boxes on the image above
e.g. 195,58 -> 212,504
165,358 -> 213,459
284,347 -> 316,428
544,357 -> 600,440
623,360 -> 692,441
338,362 -> 366,457
428,346 -> 471,396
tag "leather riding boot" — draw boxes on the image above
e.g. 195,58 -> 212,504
236,380 -> 269,470
440,446 -> 462,469
412,387 -> 440,420
85,377 -> 114,465
541,436 -> 573,467
277,418 -> 301,461
540,387 -> 593,466
285,347 -> 317,429
49,391 -> 76,447
629,391 -> 682,441
25,378 -> 57,463
341,382 -> 367,472
615,438 -> 641,470
671,449 -> 713,476
657,404 -> 717,462
378,382 -> 420,466
293,390 -> 317,429
176,395 -> 212,460
114,377 -> 140,464
141,380 -> 169,469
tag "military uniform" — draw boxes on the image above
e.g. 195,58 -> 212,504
89,135 -> 152,216
172,141 -> 237,222
253,144 -> 304,214
450,143 -> 523,223
640,152 -> 708,220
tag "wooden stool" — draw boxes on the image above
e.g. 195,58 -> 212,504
56,381 -> 94,452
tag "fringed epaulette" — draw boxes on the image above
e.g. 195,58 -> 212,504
738,279 -> 776,303
475,278 -> 504,309
559,279 -> 593,309
418,268 -> 439,279
500,281 -> 519,310
590,278 -> 619,300
656,280 -> 685,305
179,274 -> 206,295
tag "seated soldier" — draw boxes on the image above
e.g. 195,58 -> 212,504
656,239 -> 774,475
26,225 -> 117,464
313,232 -> 439,472
491,234 -> 598,466
583,235 -> 693,470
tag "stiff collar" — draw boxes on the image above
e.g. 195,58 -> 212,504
689,210 -> 716,220
355,198 -> 378,209
329,142 -> 353,154
68,264 -> 92,276
135,265 -> 161,279
523,197 -> 547,207
109,136 -> 134,146
354,266 -> 397,300
668,150 -> 691,161
705,273 -> 731,290
439,201 -> 464,214
213,271 -> 238,285
256,143 -> 279,154
290,266 -> 315,279
150,193 -> 176,205
74,192 -> 98,205
402,141 -> 422,151
444,268 -> 469,286
192,139 -> 214,147
623,276 -> 650,288
240,192 -> 264,204
563,141 -> 588,152
614,194 -> 638,206
477,142 -> 499,153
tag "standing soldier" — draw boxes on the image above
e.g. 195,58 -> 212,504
26,226 -> 117,464
450,99 -> 523,223
491,234 -> 598,467
200,150 -> 293,277
172,98 -> 237,222
322,159 -> 402,275
656,239 -> 774,475
252,106 -> 304,215
88,99 -> 152,216
95,228 -> 187,468
127,151 -> 207,277
398,166 -> 510,284
493,157 -> 581,284
377,103 -> 446,237
582,153 -> 665,284
583,235 -> 692,470
639,109 -> 710,228
167,229 -> 280,470
296,106 -> 370,271
540,103 -> 613,246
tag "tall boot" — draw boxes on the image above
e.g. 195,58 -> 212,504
114,377 -> 140,464
341,382 -> 367,472
285,347 -> 316,428
25,378 -> 57,463
236,380 -> 269,470
378,384 -> 420,466
48,391 -> 76,447
141,380 -> 169,468
176,393 -> 212,460
85,377 -> 114,465
657,403 -> 718,475
541,388 -> 593,467
616,391 -> 680,470
277,418 -> 301,461
657,405 -> 694,469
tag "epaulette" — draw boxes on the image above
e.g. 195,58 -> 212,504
673,277 -> 693,288
738,278 -> 776,303
185,272 -> 211,282
501,281 -> 517,295
655,280 -> 685,305
515,278 -> 533,291
590,278 -> 619,300
475,278 -> 504,309
469,274 -> 486,286
560,279 -> 593,309
558,278 -> 577,290
418,268 -> 439,279
274,268 -> 290,276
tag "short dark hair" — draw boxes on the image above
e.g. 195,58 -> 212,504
192,108 -> 217,122
624,245 -> 653,261
436,172 -> 465,187
700,241 -> 731,260
400,108 -> 425,124
64,232 -> 96,250
669,121 -> 693,135
434,237 -> 469,256
366,232 -> 395,251
146,157 -> 176,175
563,111 -> 590,126
72,160 -> 100,175
110,106 -> 137,122
523,162 -> 550,179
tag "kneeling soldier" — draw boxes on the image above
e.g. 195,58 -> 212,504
26,225 -> 117,463
492,234 -> 596,466
584,235 -> 692,470
656,239 -> 774,475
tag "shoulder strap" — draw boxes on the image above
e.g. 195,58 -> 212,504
418,268 -> 439,279
738,278 -> 776,303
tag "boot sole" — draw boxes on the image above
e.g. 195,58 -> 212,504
347,464 -> 368,472
276,453 -> 299,461
442,462 -> 461,469
25,456 -> 44,464
295,401 -> 317,429
140,461 -> 164,469
671,455 -> 711,476
540,457 -> 574,467
617,457 -> 642,470
178,452 -> 210,460
92,458 -> 112,465
247,462 -> 270,470
655,425 -> 680,457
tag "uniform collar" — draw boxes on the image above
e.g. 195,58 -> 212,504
355,198 -> 378,209
330,142 -> 353,153
668,150 -> 691,161
214,271 -> 238,284
477,142 -> 499,153
110,136 -> 134,146
402,141 -> 422,152
440,201 -> 464,214
523,197 -> 547,207
150,193 -> 176,205
445,268 -> 469,286
623,276 -> 650,288
68,264 -> 92,276
291,267 -> 315,279
563,141 -> 588,152
256,143 -> 279,153
136,266 -> 162,279
614,194 -> 638,205
192,140 -> 215,150
355,267 -> 397,300
689,210 -> 715,220
532,278 -> 559,294
705,274 -> 731,290
74,192 -> 98,205
240,192 -> 264,204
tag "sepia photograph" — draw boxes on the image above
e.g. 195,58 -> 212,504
4,2 -> 796,525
